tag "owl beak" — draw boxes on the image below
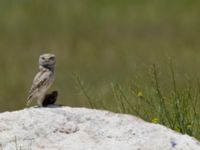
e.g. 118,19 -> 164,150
44,58 -> 49,62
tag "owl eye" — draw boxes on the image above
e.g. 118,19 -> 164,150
49,57 -> 55,60
41,57 -> 45,60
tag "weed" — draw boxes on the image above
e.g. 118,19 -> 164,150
75,64 -> 200,140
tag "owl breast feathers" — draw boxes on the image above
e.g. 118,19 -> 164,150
27,53 -> 55,106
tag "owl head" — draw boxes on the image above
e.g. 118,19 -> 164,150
39,53 -> 56,70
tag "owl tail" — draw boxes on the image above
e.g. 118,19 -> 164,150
26,100 -> 32,106
26,95 -> 33,106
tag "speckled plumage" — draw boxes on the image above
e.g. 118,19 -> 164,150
27,53 -> 56,106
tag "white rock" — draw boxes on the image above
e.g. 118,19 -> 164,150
0,106 -> 199,150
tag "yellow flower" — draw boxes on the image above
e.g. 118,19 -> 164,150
151,117 -> 159,123
137,91 -> 143,97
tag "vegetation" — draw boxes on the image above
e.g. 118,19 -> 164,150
75,63 -> 200,140
0,0 -> 200,140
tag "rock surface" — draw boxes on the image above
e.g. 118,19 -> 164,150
0,106 -> 199,150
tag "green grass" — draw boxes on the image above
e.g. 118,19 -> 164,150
0,0 -> 200,141
0,0 -> 200,112
75,63 -> 200,140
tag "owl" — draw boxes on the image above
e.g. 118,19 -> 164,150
27,53 -> 56,106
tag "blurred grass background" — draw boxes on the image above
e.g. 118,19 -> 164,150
0,0 -> 200,112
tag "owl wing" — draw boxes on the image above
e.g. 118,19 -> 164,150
27,70 -> 51,105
